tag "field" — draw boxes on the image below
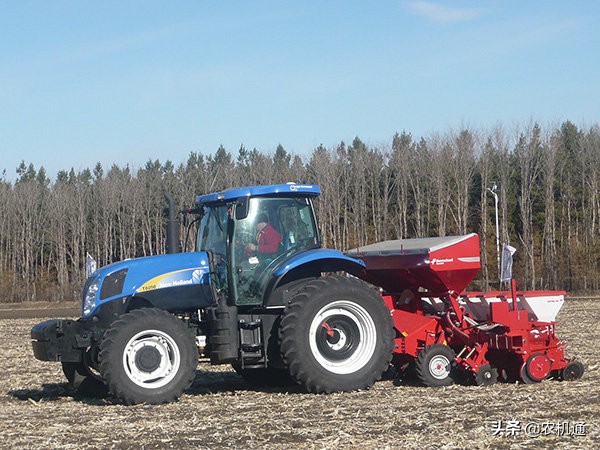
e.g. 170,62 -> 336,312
0,300 -> 598,449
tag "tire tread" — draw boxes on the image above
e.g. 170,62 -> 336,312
280,275 -> 394,393
99,308 -> 197,405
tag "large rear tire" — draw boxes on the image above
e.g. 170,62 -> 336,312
99,308 -> 198,405
279,275 -> 394,393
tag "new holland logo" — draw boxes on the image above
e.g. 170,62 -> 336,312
137,268 -> 206,293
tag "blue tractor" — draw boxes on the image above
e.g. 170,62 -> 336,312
32,183 -> 394,404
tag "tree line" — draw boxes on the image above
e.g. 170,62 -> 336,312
0,120 -> 598,302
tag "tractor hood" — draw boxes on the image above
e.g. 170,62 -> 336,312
83,252 -> 212,317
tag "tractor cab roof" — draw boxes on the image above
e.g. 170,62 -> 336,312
196,183 -> 321,205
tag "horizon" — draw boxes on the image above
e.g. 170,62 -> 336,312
2,118 -> 596,184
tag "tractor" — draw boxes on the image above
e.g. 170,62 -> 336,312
32,183 -> 394,404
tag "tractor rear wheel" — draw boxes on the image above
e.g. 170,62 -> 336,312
415,343 -> 456,387
279,275 -> 394,393
99,308 -> 198,405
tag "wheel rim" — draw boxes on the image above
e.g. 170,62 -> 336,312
308,300 -> 377,375
429,355 -> 451,380
122,329 -> 181,389
526,354 -> 551,381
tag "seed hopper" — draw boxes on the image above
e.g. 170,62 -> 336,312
347,233 -> 584,386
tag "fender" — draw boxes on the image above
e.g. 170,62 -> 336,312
84,252 -> 214,318
264,249 -> 366,305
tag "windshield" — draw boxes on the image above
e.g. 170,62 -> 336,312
196,205 -> 229,255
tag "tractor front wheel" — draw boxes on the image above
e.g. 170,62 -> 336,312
279,275 -> 394,393
99,308 -> 198,405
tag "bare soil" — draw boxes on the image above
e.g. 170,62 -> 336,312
0,301 -> 79,319
0,300 -> 598,449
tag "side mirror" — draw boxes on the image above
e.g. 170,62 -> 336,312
235,197 -> 249,220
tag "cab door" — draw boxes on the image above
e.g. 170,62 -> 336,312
231,196 -> 319,305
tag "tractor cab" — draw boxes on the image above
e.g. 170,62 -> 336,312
196,184 -> 321,305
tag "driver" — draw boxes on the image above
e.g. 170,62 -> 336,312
245,213 -> 282,257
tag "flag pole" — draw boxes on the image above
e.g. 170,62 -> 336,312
487,184 -> 500,284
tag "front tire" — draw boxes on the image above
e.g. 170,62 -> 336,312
279,275 -> 394,393
99,308 -> 198,405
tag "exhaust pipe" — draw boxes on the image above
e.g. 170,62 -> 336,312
164,191 -> 180,254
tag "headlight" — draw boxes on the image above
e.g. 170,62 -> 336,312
82,277 -> 101,317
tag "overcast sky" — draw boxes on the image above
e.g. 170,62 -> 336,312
1,1 -> 599,180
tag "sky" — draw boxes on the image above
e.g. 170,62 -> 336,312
1,1 -> 599,181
